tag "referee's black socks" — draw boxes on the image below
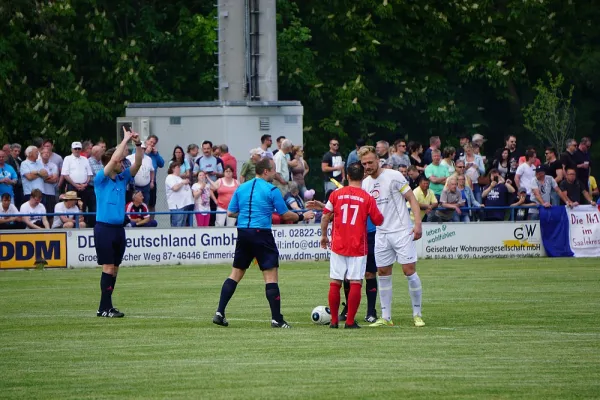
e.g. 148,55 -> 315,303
343,280 -> 350,303
265,283 -> 282,321
99,272 -> 114,311
217,278 -> 238,316
365,278 -> 378,316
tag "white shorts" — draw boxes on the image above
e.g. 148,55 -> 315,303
374,230 -> 417,267
329,252 -> 367,281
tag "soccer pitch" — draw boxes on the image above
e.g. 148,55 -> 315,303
0,259 -> 599,399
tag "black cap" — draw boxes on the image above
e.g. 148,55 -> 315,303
535,165 -> 546,174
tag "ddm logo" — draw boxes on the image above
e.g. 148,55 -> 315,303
0,241 -> 61,261
513,224 -> 536,241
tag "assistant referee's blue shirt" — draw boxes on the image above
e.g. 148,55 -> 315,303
94,168 -> 133,224
228,177 -> 289,229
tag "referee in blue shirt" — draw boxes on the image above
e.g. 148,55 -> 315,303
95,127 -> 143,318
213,158 -> 314,328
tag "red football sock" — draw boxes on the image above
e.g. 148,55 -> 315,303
346,282 -> 362,325
328,282 -> 342,325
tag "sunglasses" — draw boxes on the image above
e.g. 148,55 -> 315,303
331,143 -> 339,146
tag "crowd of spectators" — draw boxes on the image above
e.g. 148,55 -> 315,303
0,132 -> 597,231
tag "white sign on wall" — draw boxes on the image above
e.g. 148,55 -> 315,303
67,225 -> 332,268
417,222 -> 545,259
66,222 -> 548,268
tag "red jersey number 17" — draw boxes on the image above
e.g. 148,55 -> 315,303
340,204 -> 359,225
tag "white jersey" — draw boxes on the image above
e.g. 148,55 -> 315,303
362,169 -> 412,234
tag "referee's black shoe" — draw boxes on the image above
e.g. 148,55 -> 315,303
339,302 -> 348,321
212,312 -> 229,327
271,319 -> 292,328
97,308 -> 125,318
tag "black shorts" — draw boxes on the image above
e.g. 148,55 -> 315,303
366,231 -> 377,274
94,222 -> 127,267
149,185 -> 157,207
233,228 -> 279,270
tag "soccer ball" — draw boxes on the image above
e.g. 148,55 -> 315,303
311,306 -> 332,325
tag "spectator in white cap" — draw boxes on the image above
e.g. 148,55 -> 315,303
240,148 -> 263,183
472,133 -> 486,147
62,141 -> 95,226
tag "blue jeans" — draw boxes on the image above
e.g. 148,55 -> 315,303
170,204 -> 194,227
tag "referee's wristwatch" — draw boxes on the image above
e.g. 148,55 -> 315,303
297,213 -> 304,222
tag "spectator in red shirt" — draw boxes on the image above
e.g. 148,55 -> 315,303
126,190 -> 158,227
219,144 -> 237,179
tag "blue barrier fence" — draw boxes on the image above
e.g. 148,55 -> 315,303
1,205 -> 544,228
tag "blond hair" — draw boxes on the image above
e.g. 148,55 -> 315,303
357,145 -> 378,158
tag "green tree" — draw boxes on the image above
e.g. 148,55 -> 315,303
522,73 -> 575,152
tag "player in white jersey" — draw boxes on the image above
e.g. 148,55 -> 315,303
358,146 -> 425,327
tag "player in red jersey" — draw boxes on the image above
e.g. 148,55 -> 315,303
320,162 -> 384,329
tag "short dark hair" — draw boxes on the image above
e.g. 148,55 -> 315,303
393,139 -> 406,147
276,136 -> 286,143
148,134 -> 159,143
347,162 -> 365,181
408,141 -> 422,154
417,175 -> 430,184
260,134 -> 272,144
101,148 -> 116,166
224,165 -> 234,173
504,134 -> 516,143
168,161 -> 182,174
526,149 -> 536,159
42,139 -> 53,146
32,137 -> 44,148
545,147 -> 557,156
202,140 -> 213,148
1,193 -> 11,201
255,158 -> 273,175
356,138 -> 366,148
30,188 -> 43,199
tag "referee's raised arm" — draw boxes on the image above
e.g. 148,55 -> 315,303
103,127 -> 140,177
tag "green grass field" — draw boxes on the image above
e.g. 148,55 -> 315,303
0,259 -> 599,399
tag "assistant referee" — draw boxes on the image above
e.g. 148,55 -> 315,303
95,128 -> 143,318
213,158 -> 314,328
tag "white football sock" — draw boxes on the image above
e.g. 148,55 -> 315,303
378,275 -> 393,321
406,272 -> 422,317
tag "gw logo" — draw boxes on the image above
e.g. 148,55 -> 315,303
513,224 -> 537,241
0,233 -> 67,269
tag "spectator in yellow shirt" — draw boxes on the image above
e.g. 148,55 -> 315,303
409,176 -> 438,222
590,175 -> 598,200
